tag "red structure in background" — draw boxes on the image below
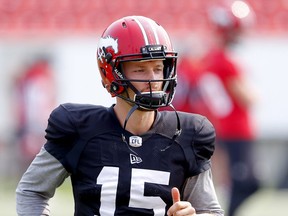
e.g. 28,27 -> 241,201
0,0 -> 287,36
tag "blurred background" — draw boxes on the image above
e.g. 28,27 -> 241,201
0,0 -> 287,215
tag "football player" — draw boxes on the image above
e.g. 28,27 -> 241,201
16,16 -> 224,216
193,2 -> 259,216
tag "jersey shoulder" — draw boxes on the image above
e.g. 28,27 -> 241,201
158,110 -> 215,142
159,111 -> 215,175
44,103 -> 116,172
46,103 -> 115,137
180,111 -> 216,175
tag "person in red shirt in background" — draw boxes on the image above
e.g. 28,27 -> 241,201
173,1 -> 260,216
14,57 -> 56,169
197,2 -> 260,216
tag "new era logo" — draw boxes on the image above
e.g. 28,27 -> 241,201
130,154 -> 142,164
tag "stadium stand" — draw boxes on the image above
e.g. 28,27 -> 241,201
0,0 -> 287,37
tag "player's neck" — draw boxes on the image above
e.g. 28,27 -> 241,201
114,100 -> 155,135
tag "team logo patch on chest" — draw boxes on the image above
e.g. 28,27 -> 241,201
129,136 -> 142,147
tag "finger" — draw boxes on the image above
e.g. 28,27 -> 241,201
171,187 -> 180,203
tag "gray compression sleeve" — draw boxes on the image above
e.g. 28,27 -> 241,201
16,146 -> 70,216
182,169 -> 225,216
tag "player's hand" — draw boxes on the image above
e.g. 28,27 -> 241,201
167,187 -> 196,216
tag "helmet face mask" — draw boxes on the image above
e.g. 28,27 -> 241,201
97,16 -> 178,110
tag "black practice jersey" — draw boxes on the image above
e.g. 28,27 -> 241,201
44,103 -> 215,216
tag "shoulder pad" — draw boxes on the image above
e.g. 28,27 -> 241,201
177,112 -> 215,176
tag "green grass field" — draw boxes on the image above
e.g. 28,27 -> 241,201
2,178 -> 288,216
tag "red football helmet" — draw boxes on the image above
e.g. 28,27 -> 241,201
97,16 -> 178,110
208,0 -> 253,44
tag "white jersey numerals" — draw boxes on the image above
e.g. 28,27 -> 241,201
96,166 -> 170,216
97,166 -> 119,215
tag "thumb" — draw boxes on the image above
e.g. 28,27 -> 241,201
171,187 -> 181,203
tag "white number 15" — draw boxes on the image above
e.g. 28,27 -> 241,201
96,166 -> 170,216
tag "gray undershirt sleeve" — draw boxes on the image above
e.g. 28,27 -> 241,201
182,169 -> 225,216
16,146 -> 70,216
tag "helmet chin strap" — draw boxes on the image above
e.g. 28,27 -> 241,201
120,104 -> 139,155
123,104 -> 139,133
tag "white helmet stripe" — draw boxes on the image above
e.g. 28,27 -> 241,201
133,16 -> 159,45
133,16 -> 149,45
146,18 -> 160,44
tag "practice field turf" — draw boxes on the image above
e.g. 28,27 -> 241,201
1,178 -> 288,216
